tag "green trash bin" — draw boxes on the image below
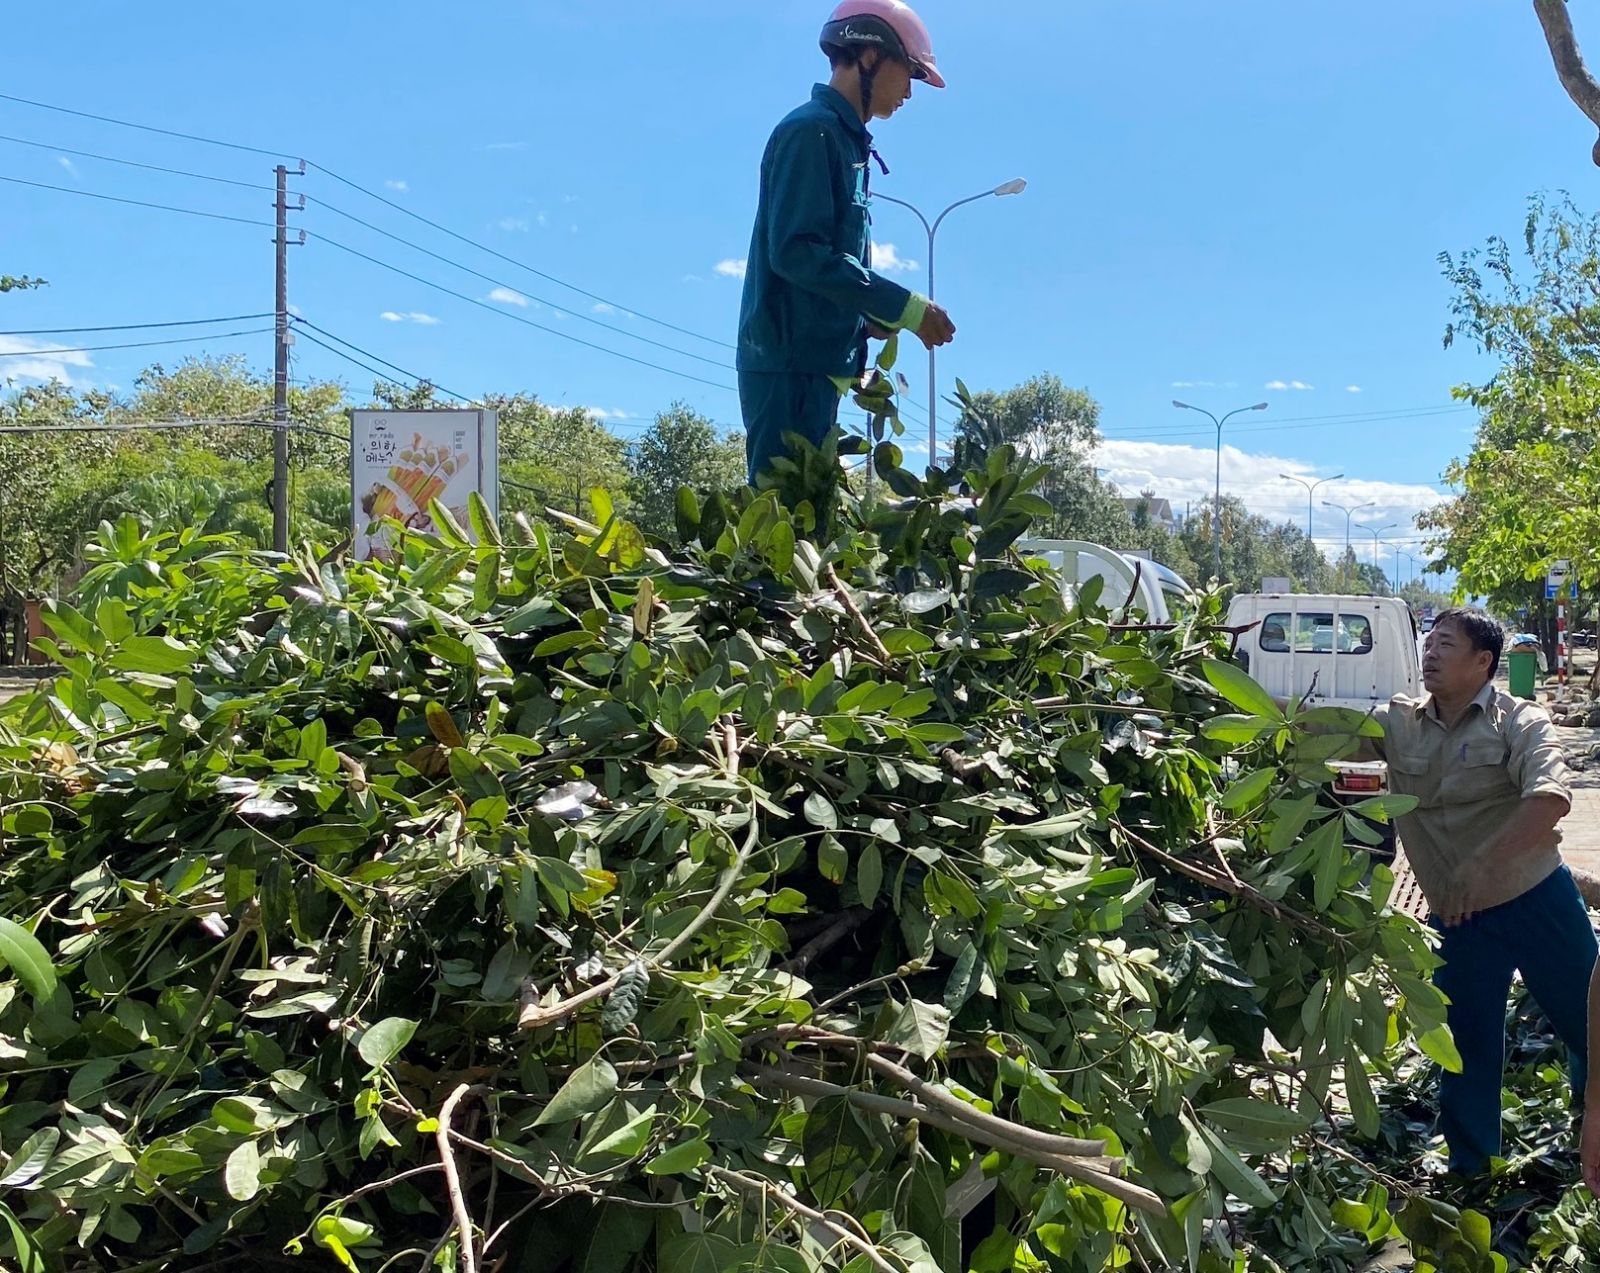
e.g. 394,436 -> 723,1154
1508,648 -> 1538,700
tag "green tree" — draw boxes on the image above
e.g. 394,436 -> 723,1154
626,403 -> 746,539
953,374 -> 1127,538
0,274 -> 46,293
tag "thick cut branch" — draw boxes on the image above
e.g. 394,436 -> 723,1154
1534,0 -> 1600,165
744,1062 -> 1164,1215
779,907 -> 872,975
437,1083 -> 479,1273
824,563 -> 895,667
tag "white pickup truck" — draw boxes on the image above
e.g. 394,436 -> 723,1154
1225,592 -> 1420,823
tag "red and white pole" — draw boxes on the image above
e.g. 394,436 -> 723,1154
1557,586 -> 1568,689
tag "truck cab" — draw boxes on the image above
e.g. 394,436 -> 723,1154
1018,539 -> 1193,623
1225,593 -> 1420,839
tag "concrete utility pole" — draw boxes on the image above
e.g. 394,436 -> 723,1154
273,165 -> 290,554
272,164 -> 306,554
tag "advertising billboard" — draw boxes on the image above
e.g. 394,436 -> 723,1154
350,409 -> 499,561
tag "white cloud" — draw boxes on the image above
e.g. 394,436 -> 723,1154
495,217 -> 530,233
57,155 -> 79,179
0,336 -> 93,386
385,179 -> 409,192
714,258 -> 748,279
1266,379 -> 1315,391
379,311 -> 441,325
1345,384 -> 1362,393
487,287 -> 531,308
1091,437 -> 1446,562
585,407 -> 636,421
592,302 -> 615,314
1172,380 -> 1217,389
870,241 -> 921,274
481,141 -> 528,152
562,194 -> 580,204
537,211 -> 549,228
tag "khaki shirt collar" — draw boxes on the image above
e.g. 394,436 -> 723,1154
1412,679 -> 1497,726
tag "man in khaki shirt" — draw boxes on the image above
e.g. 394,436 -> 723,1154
1373,608 -> 1597,1176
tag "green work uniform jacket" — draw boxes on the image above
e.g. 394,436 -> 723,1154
736,84 -> 915,380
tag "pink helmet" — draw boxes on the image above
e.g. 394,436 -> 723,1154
820,0 -> 945,89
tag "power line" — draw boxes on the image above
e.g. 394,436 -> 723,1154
0,134 -> 277,192
0,91 -> 292,160
0,326 -> 273,357
310,231 -> 736,393
294,329 -> 419,396
291,319 -> 473,402
305,193 -> 733,370
0,173 -> 274,228
306,162 -> 735,351
0,92 -> 733,352
0,313 -> 273,336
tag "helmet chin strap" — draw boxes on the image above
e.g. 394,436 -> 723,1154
857,54 -> 878,123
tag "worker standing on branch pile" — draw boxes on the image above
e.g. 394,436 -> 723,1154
1369,609 -> 1597,1178
737,0 -> 957,484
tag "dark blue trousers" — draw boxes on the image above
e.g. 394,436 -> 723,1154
739,370 -> 841,484
1429,865 -> 1598,1174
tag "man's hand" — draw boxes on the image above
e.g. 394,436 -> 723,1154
1437,874 -> 1497,927
1584,1105 -> 1600,1194
913,302 -> 956,350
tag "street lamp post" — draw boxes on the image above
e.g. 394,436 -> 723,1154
876,179 -> 1027,466
1322,500 -> 1375,590
1356,521 -> 1397,593
1279,472 -> 1344,541
1173,400 -> 1270,581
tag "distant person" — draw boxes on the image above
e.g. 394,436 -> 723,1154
1370,608 -> 1595,1177
737,0 -> 957,484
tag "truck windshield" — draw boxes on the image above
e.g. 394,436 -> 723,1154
1259,612 -> 1374,655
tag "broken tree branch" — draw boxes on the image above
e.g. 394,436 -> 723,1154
1534,0 -> 1600,165
437,1084 -> 479,1273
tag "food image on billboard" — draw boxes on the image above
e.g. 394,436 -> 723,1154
351,410 -> 498,561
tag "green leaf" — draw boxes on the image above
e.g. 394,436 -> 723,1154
803,792 -> 838,830
885,998 -> 950,1060
1199,1097 -> 1311,1144
588,1106 -> 655,1157
1202,713 -> 1277,744
535,1056 -> 619,1126
357,1016 -> 418,1067
109,634 -> 196,675
1198,1126 -> 1277,1208
0,916 -> 57,1004
729,1245 -> 811,1273
644,1137 -> 710,1176
290,822 -> 367,857
857,841 -> 884,906
0,1201 -> 46,1273
880,627 -> 934,655
803,1096 -> 876,1209
1219,767 -> 1274,810
0,1128 -> 59,1188
673,486 -> 701,543
660,1232 -> 738,1273
1345,1047 -> 1380,1138
224,1138 -> 262,1201
1200,658 -> 1285,721
818,835 -> 848,884
1418,1024 -> 1464,1073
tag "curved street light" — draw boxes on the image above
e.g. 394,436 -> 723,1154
1172,400 -> 1269,580
875,179 -> 1027,465
1279,472 -> 1344,541
1323,500 -> 1375,590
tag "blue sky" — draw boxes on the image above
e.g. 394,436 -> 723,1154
1,1 -> 1591,573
